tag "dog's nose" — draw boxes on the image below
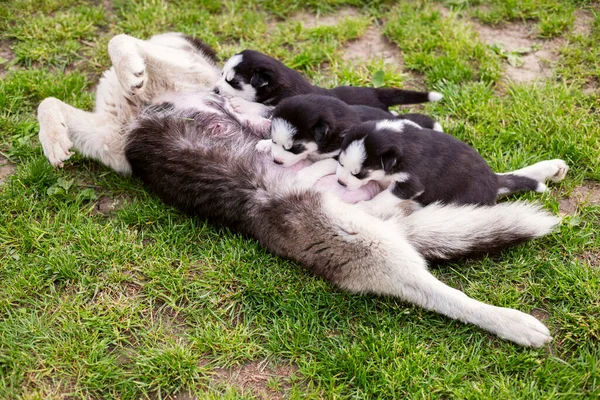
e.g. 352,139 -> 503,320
337,179 -> 347,187
213,87 -> 220,94
273,159 -> 283,165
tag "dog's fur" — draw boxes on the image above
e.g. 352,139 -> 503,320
337,120 -> 548,210
257,94 -> 441,168
38,33 -> 572,347
214,50 -> 443,109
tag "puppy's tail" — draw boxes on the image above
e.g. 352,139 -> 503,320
496,174 -> 545,196
400,201 -> 560,260
376,88 -> 443,106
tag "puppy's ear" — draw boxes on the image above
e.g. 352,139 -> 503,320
312,121 -> 329,143
380,148 -> 400,173
250,70 -> 272,88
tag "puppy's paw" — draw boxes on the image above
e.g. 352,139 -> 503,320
38,98 -> 74,168
115,54 -> 147,97
492,307 -> 552,348
229,97 -> 270,117
546,159 -> 569,183
255,139 -> 272,153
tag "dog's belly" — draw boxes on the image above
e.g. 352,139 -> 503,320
265,157 -> 381,203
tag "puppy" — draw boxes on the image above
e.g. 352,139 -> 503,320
337,119 -> 546,213
255,94 -> 441,187
214,50 -> 443,110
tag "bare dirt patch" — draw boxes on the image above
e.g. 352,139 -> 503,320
93,195 -> 126,216
578,250 -> 600,269
531,309 -> 550,321
474,22 -> 560,83
290,7 -> 361,29
0,41 -> 15,78
211,360 -> 299,399
572,10 -> 595,37
558,181 -> 600,215
0,154 -> 16,187
342,25 -> 404,69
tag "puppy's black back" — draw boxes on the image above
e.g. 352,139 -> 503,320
238,50 -> 439,110
362,123 -> 499,206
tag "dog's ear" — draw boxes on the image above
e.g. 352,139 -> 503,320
250,70 -> 272,88
380,148 -> 400,173
312,121 -> 329,143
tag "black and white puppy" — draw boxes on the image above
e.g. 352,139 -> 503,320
256,94 -> 441,170
214,50 -> 443,110
337,119 -> 545,212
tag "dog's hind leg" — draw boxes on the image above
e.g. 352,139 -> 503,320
325,200 -> 552,347
277,196 -> 552,347
38,98 -> 129,173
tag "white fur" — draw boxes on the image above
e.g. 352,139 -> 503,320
214,54 -> 257,101
376,119 -> 421,132
337,139 -> 367,190
428,91 -> 444,102
38,32 -> 221,173
294,158 -> 340,188
433,122 -> 443,132
229,96 -> 273,117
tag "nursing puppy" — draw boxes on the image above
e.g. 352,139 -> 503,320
214,50 -> 443,110
337,120 -> 548,214
256,94 -> 441,187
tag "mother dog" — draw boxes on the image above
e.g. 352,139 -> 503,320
38,33 -> 569,347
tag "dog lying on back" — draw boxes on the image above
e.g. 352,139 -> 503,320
37,32 -> 571,347
337,119 -> 548,214
213,50 -> 443,110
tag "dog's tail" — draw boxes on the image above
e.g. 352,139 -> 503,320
376,88 -> 443,106
400,201 -> 560,261
496,174 -> 545,196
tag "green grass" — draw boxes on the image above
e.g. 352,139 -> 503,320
1,0 -> 599,398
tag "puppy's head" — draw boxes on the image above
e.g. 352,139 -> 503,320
267,95 -> 340,167
337,122 -> 402,190
214,50 -> 285,104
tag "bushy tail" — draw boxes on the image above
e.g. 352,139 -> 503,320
376,88 -> 443,106
496,174 -> 544,196
400,201 -> 560,261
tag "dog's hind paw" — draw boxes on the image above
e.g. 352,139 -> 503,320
116,54 -> 146,96
38,98 -> 74,168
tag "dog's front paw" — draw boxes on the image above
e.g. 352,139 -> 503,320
38,98 -> 74,167
116,54 -> 146,97
255,139 -> 272,153
492,307 -> 552,348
